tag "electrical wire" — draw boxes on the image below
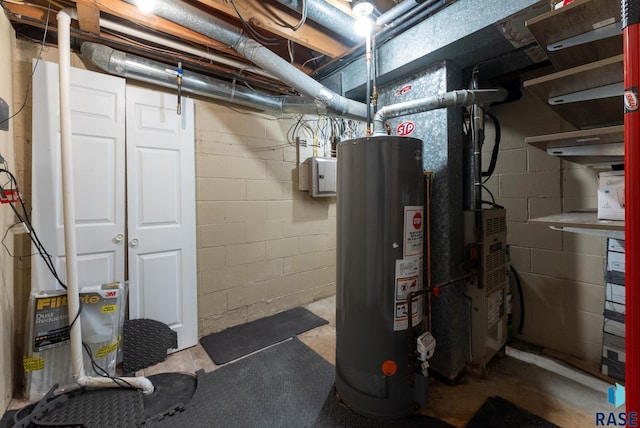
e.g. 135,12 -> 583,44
509,265 -> 525,334
291,0 -> 308,31
228,0 -> 280,46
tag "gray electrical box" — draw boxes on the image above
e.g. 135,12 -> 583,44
308,157 -> 337,197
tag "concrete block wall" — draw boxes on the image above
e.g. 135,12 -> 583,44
484,90 -> 607,363
195,103 -> 336,336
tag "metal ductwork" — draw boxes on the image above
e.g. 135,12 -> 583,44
123,0 -> 367,118
372,88 -> 508,135
81,43 -> 363,118
273,0 -> 360,43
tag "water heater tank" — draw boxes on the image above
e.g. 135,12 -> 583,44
336,136 -> 426,418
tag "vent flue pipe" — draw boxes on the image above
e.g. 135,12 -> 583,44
272,0 -> 360,43
372,88 -> 508,136
81,43 -> 358,117
123,0 -> 367,118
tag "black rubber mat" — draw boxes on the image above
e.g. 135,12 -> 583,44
312,391 -> 455,428
33,387 -> 145,428
465,396 -> 560,428
146,338 -> 335,427
123,319 -> 178,374
142,373 -> 197,420
199,306 -> 328,364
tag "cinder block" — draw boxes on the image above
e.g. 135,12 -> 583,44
561,281 -> 605,314
507,222 -> 561,250
199,223 -> 245,247
225,201 -> 266,223
266,201 -> 294,220
246,220 -> 283,242
198,291 -> 227,318
488,148 -> 527,175
197,246 -> 225,271
299,235 -> 328,254
266,274 -> 300,298
266,160 -> 295,181
195,155 -> 225,178
197,201 -> 226,225
531,249 -> 604,285
247,259 -> 284,284
283,250 -> 334,275
266,237 -> 300,259
227,283 -> 267,310
495,197 -> 528,222
563,167 -> 599,197
528,197 -> 562,219
528,147 -> 560,172
282,219 -> 330,238
224,156 -> 266,179
199,265 -> 247,294
226,112 -> 266,139
197,178 -> 246,201
226,242 -> 266,266
247,179 -> 284,200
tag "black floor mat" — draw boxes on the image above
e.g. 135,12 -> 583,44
312,391 -> 455,428
146,338 -> 335,427
199,306 -> 328,364
465,396 -> 560,428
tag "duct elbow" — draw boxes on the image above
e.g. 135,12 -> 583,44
81,43 -> 127,77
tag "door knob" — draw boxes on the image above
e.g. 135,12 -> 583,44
129,238 -> 139,247
114,233 -> 124,243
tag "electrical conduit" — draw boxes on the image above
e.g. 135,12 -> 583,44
57,8 -> 153,394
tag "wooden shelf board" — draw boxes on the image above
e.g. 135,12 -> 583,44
525,125 -> 624,150
524,55 -> 623,129
529,211 -> 624,231
526,0 -> 622,70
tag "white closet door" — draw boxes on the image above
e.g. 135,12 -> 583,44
32,61 -> 126,291
125,86 -> 198,350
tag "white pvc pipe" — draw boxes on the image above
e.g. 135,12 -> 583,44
57,8 -> 153,395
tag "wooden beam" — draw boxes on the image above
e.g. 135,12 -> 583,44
195,0 -> 352,58
75,0 -> 240,57
75,1 -> 101,35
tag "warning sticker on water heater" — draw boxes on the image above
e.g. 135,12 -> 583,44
394,257 -> 423,331
403,206 -> 424,257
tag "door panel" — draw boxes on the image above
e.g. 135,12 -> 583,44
126,86 -> 197,350
32,61 -> 126,292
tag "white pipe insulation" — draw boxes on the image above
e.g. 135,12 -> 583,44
56,8 -> 154,395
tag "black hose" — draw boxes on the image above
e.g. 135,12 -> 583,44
509,265 -> 525,334
482,112 -> 501,180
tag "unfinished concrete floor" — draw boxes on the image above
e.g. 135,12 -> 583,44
9,295 -> 615,427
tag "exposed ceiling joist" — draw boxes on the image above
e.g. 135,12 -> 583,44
75,0 -> 100,34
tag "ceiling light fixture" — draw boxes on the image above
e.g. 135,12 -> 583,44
352,0 -> 374,17
136,0 -> 156,13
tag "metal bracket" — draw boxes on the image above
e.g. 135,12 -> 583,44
546,142 -> 624,157
547,21 -> 621,52
548,82 -> 623,105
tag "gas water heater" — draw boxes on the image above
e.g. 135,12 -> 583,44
336,136 -> 431,418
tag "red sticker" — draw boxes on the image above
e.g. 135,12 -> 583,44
625,87 -> 638,112
395,85 -> 412,97
396,121 -> 415,136
413,212 -> 422,230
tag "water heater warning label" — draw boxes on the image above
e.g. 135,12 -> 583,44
394,257 -> 423,331
403,206 -> 423,257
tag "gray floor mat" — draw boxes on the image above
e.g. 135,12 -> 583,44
199,307 -> 328,364
146,338 -> 335,427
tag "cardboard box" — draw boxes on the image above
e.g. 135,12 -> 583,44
598,171 -> 625,220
